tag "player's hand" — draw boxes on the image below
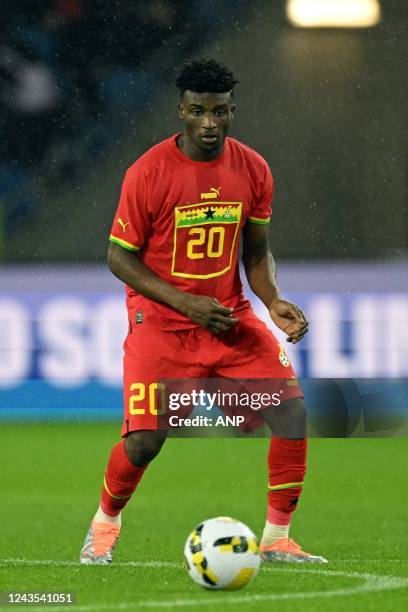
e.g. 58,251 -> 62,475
181,296 -> 239,335
269,299 -> 308,344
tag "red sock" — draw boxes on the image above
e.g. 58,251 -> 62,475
267,437 -> 307,520
100,440 -> 147,517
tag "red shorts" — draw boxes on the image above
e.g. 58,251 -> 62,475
121,307 -> 303,435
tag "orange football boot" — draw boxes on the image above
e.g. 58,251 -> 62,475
259,537 -> 328,563
80,520 -> 121,565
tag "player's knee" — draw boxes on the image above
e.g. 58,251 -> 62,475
124,431 -> 166,467
262,398 -> 307,438
284,398 -> 307,423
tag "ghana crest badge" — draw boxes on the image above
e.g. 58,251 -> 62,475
278,346 -> 290,368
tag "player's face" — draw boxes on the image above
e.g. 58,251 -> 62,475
178,90 -> 235,160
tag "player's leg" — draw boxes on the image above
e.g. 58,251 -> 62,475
214,309 -> 327,563
80,321 -> 172,565
80,430 -> 166,565
259,398 -> 325,562
99,430 -> 167,518
80,325 -> 208,564
261,397 -> 307,542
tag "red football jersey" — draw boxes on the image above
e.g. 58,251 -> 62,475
109,133 -> 273,329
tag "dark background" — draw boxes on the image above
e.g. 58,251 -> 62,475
1,0 -> 407,262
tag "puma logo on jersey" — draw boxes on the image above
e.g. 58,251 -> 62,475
200,186 -> 221,200
117,218 -> 129,232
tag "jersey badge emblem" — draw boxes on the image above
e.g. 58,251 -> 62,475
279,346 -> 291,368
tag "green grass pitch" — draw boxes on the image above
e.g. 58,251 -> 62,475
1,423 -> 407,611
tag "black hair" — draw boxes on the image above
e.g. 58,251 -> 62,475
175,58 -> 239,95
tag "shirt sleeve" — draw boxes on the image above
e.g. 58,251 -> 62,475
248,164 -> 274,225
109,167 -> 150,252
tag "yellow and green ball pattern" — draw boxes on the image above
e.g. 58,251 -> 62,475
184,517 -> 260,590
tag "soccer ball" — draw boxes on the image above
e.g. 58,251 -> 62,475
184,516 -> 260,590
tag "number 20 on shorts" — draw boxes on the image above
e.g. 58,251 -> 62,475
129,382 -> 166,415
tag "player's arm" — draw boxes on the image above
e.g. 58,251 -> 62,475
242,222 -> 308,344
107,242 -> 238,334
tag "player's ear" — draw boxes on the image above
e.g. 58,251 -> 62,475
230,103 -> 236,118
178,103 -> 185,119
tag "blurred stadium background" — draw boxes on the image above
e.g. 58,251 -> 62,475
0,0 -> 407,421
